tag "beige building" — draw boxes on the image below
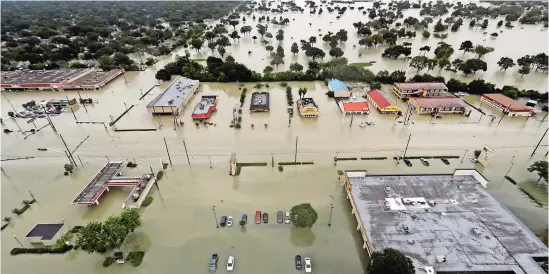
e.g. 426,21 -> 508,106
392,82 -> 448,99
146,77 -> 200,115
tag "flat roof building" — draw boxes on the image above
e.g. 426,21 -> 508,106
409,96 -> 468,115
344,170 -> 547,274
146,76 -> 199,115
393,82 -> 448,99
1,68 -> 124,91
481,93 -> 533,117
328,79 -> 351,98
250,92 -> 270,112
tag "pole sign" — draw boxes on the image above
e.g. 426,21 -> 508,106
478,146 -> 494,167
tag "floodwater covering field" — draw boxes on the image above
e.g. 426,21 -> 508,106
1,0 -> 548,273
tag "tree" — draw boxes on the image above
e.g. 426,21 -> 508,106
308,36 -> 317,44
275,29 -> 284,42
290,203 -> 318,228
229,20 -> 239,30
480,19 -> 488,29
490,32 -> 498,38
459,59 -> 487,75
329,47 -> 344,58
473,150 -> 482,158
434,43 -> 454,59
422,30 -> 430,38
459,40 -> 473,54
305,47 -> 325,60
437,58 -> 451,70
3,217 -> 12,223
76,221 -> 109,253
265,45 -> 274,52
419,46 -> 430,55
155,69 -> 171,81
263,65 -> 274,73
382,45 -> 412,59
229,31 -> 241,42
217,46 -> 226,57
469,19 -> 476,27
216,35 -> 231,48
336,29 -> 348,42
433,19 -> 448,32
270,56 -> 284,69
527,161 -> 548,183
291,42 -> 299,55
409,56 -> 429,72
370,248 -> 415,274
473,45 -> 494,58
252,36 -> 257,41
497,20 -> 503,27
208,42 -> 217,53
518,65 -> 531,78
191,38 -> 203,52
497,57 -> 515,71
289,62 -> 303,72
239,220 -> 246,227
257,24 -> 267,38
204,31 -> 216,43
98,55 -> 114,70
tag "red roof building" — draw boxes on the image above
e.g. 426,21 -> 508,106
480,93 -> 533,117
366,89 -> 401,114
341,101 -> 369,114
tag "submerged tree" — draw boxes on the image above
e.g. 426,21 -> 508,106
527,161 -> 548,183
290,203 -> 318,228
370,248 -> 415,274
497,57 -> 515,71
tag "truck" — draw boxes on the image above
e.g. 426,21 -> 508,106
209,254 -> 218,272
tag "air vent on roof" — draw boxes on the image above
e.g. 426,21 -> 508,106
425,266 -> 435,274
402,224 -> 410,234
471,227 -> 481,236
428,200 -> 437,206
407,239 -> 415,245
435,255 -> 447,263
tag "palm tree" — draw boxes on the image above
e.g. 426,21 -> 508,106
3,217 -> 12,223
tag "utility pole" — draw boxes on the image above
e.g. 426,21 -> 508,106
71,135 -> 90,154
66,96 -> 78,122
403,134 -> 412,158
460,149 -> 468,163
2,93 -> 23,132
60,134 -> 77,167
208,156 -> 212,168
46,113 -> 57,133
294,136 -> 299,162
163,137 -> 173,166
328,203 -> 334,227
530,128 -> 548,157
77,91 -> 89,114
182,138 -> 191,165
271,153 -> 274,167
212,205 -> 219,228
349,112 -> 354,127
498,104 -> 510,125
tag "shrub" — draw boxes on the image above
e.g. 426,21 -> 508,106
504,176 -> 517,185
114,251 -> 123,259
325,91 -> 335,97
127,162 -> 138,168
70,226 -> 83,233
156,171 -> 164,180
235,123 -> 241,129
280,82 -> 288,87
141,196 -> 154,207
1,223 -> 9,231
103,257 -> 116,267
127,251 -> 145,266
10,245 -> 73,255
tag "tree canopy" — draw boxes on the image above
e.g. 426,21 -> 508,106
290,203 -> 318,228
527,161 -> 548,183
370,248 -> 415,274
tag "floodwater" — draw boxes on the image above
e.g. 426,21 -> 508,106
2,1 -> 549,273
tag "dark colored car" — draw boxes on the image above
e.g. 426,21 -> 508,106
295,255 -> 302,270
220,216 -> 227,227
277,211 -> 283,223
242,214 -> 248,224
263,212 -> 269,223
403,159 -> 412,167
441,158 -> 450,165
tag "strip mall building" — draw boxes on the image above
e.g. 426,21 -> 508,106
480,93 -> 533,117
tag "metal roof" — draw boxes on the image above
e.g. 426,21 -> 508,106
395,82 -> 448,91
146,76 -> 199,108
328,79 -> 349,92
410,96 -> 468,109
26,223 -> 64,240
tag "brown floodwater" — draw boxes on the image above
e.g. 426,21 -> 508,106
1,1 -> 548,273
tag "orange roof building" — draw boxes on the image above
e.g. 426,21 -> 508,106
340,101 -> 369,114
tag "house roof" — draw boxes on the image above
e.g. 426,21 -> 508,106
343,101 -> 369,112
328,79 -> 349,92
482,93 -> 531,111
367,89 -> 392,109
395,82 -> 448,90
410,96 -> 467,109
26,223 -> 64,240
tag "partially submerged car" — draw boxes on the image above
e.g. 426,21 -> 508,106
226,256 -> 235,272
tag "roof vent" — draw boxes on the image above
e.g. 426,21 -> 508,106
425,266 -> 435,274
471,227 -> 481,236
450,199 -> 458,205
402,224 -> 410,234
435,255 -> 447,263
407,239 -> 415,245
428,200 -> 437,206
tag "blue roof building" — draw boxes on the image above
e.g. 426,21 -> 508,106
328,79 -> 351,98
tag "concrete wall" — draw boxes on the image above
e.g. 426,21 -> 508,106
453,169 -> 489,187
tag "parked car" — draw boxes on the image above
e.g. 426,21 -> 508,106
263,212 -> 269,223
420,158 -> 430,166
305,257 -> 312,273
227,216 -> 233,227
441,158 -> 450,165
469,157 -> 478,163
255,211 -> 261,224
220,216 -> 227,227
241,214 -> 247,224
227,256 -> 235,272
209,254 -> 218,272
277,211 -> 283,223
295,255 -> 303,270
284,211 -> 291,224
403,159 -> 412,167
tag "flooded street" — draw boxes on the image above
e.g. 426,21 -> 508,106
2,0 -> 548,273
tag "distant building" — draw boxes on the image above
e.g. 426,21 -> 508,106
328,79 -> 351,98
408,96 -> 468,115
339,100 -> 369,115
481,93 -> 533,117
366,89 -> 400,114
146,76 -> 199,115
392,82 -> 448,99
297,98 -> 319,117
250,92 -> 270,112
344,170 -> 547,274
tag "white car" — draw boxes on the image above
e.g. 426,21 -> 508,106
227,216 -> 233,227
469,157 -> 478,163
304,257 -> 312,273
227,256 -> 235,272
284,212 -> 291,224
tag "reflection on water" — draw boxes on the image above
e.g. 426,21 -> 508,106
290,227 -> 316,247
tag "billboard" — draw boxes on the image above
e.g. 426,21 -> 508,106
478,146 -> 494,167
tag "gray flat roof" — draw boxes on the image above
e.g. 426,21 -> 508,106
251,92 -> 269,107
346,172 -> 547,274
146,76 -> 198,108
2,69 -> 89,84
193,96 -> 216,115
26,223 -> 64,240
72,161 -> 125,204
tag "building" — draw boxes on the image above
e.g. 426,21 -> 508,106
339,100 -> 369,115
366,89 -> 401,114
393,82 -> 448,99
250,92 -> 270,112
344,170 -> 547,274
42,98 -> 77,108
1,68 -> 124,91
297,98 -> 319,117
481,93 -> 534,117
191,95 -> 217,120
25,221 -> 66,245
146,76 -> 199,115
328,79 -> 351,98
408,96 -> 468,115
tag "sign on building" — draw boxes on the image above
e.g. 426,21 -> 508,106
478,146 -> 494,167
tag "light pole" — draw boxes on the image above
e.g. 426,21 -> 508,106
460,150 -> 468,163
328,203 -> 334,227
212,206 -> 219,228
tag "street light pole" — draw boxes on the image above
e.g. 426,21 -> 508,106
328,203 -> 334,227
212,205 -> 219,228
460,150 -> 468,163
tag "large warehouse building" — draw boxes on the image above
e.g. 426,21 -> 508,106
146,76 -> 200,115
481,93 -> 534,117
344,170 -> 547,274
0,68 -> 124,91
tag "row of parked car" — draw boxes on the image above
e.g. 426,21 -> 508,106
209,254 -> 312,273
218,211 -> 291,227
400,157 -> 451,167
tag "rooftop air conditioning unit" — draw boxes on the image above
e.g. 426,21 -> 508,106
435,255 -> 447,263
425,266 -> 435,274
